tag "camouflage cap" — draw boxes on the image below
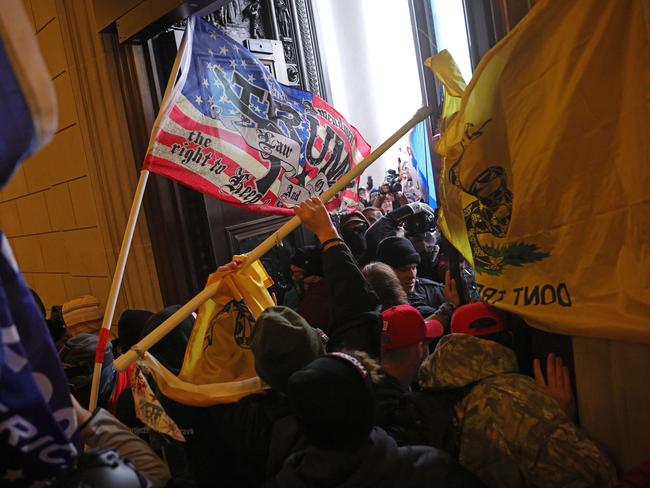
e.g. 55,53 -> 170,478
418,333 -> 518,390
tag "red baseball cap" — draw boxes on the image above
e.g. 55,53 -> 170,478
451,302 -> 506,337
381,304 -> 444,352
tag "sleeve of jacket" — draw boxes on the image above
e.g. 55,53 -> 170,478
364,214 -> 399,261
323,243 -> 382,357
80,408 -> 171,487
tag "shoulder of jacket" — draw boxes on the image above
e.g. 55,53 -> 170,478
417,278 -> 443,288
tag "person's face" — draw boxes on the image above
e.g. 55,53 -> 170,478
358,189 -> 368,200
290,264 -> 305,284
290,265 -> 320,289
343,220 -> 368,234
393,263 -> 418,292
381,184 -> 390,194
363,208 -> 382,225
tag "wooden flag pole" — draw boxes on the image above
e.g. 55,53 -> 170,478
240,106 -> 433,267
88,169 -> 150,410
114,106 -> 433,372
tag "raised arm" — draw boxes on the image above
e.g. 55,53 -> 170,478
294,198 -> 381,357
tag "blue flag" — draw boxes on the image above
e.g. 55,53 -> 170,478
0,234 -> 78,485
409,120 -> 437,208
0,2 -> 75,485
0,1 -> 57,185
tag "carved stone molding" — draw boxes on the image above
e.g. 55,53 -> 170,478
290,0 -> 323,96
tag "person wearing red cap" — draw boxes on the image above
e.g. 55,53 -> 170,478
451,301 -> 512,347
374,304 -> 444,436
380,304 -> 444,387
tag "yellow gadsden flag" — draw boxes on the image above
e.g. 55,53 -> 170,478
143,257 -> 274,406
429,0 -> 650,343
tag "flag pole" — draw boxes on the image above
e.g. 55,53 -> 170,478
113,105 -> 433,372
88,169 -> 150,410
239,105 -> 434,267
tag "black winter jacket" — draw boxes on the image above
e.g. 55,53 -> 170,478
408,277 -> 446,318
267,427 -> 485,488
191,243 -> 382,486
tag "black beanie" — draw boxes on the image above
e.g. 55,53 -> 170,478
290,246 -> 323,278
288,353 -> 376,449
377,236 -> 421,267
251,306 -> 325,393
141,305 -> 195,376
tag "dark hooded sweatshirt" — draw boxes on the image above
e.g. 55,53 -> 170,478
268,427 -> 484,488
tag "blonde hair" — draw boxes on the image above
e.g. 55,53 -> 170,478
362,262 -> 408,311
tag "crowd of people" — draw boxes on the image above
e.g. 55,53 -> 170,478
35,168 -> 634,486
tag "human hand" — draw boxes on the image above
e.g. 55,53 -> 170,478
70,394 -> 91,425
217,258 -> 243,274
294,197 -> 338,243
407,202 -> 435,216
534,353 -> 577,421
444,270 -> 460,306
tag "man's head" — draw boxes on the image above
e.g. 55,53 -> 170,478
452,302 -> 512,347
376,236 -> 421,292
287,351 -> 379,448
290,246 -> 323,289
251,306 -> 326,393
357,186 -> 368,202
362,261 -> 408,311
380,304 -> 443,385
362,207 -> 383,225
339,210 -> 370,259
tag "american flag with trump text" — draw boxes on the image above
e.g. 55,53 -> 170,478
144,17 -> 370,214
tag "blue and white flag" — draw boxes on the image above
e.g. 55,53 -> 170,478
409,120 -> 437,208
0,2 -> 74,486
0,0 -> 57,185
0,233 -> 78,485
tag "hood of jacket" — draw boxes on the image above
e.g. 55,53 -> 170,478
274,427 -> 406,488
418,334 -> 518,389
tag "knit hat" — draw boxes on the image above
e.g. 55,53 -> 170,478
117,309 -> 154,353
62,295 -> 103,337
290,246 -> 323,278
381,304 -> 444,352
377,236 -> 421,268
141,305 -> 195,375
451,302 -> 507,337
251,306 -> 325,393
287,352 -> 375,448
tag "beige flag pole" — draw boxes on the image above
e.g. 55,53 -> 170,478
87,170 -> 150,410
114,105 -> 433,372
87,17 -> 195,410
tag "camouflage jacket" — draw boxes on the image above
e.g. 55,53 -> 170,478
418,334 -> 617,488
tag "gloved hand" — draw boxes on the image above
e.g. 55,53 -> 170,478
406,201 -> 435,216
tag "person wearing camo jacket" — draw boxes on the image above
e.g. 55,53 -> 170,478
417,334 -> 617,488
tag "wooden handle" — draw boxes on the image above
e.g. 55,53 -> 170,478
114,106 -> 433,371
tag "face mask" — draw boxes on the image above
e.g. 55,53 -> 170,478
342,228 -> 367,258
